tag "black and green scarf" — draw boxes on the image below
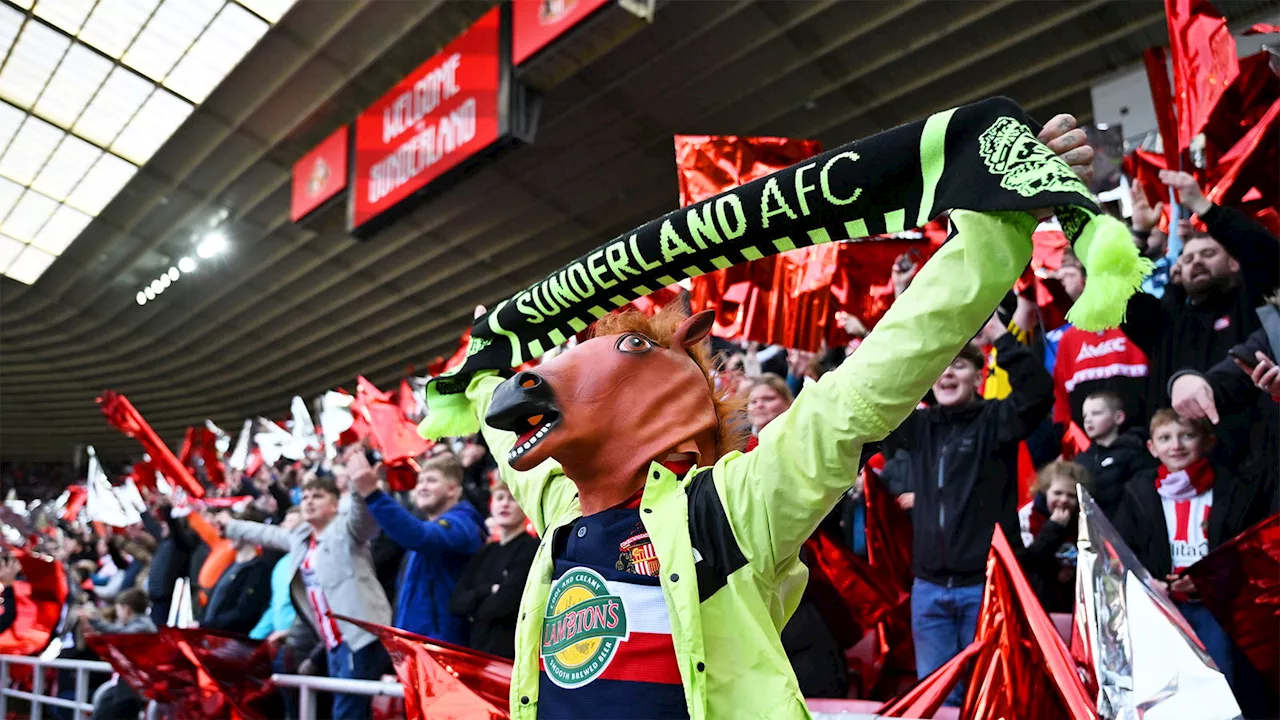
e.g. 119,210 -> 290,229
420,96 -> 1149,439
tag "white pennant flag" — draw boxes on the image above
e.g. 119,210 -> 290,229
86,447 -> 140,527
320,391 -> 355,461
254,417 -> 296,465
290,396 -> 320,455
205,419 -> 232,456
228,419 -> 252,471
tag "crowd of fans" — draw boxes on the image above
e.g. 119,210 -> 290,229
1,165 -> 1276,719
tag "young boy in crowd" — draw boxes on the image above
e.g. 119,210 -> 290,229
1072,391 -> 1153,518
1114,410 -> 1270,700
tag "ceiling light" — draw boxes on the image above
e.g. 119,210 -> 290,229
0,234 -> 23,271
136,290 -> 147,305
3,244 -> 55,284
196,231 -> 228,258
144,286 -> 155,300
150,279 -> 163,294
177,256 -> 195,273
158,273 -> 171,289
167,266 -> 179,281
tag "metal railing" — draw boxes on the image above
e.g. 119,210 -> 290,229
3,653 -> 882,720
1,654 -> 404,720
0,654 -> 114,720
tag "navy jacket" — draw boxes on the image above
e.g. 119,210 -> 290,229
364,491 -> 484,644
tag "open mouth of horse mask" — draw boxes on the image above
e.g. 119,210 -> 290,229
420,96 -> 1150,440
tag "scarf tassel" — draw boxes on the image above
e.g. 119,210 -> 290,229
1065,213 -> 1155,331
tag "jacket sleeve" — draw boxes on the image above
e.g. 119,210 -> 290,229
186,511 -> 224,549
363,491 -> 483,555
475,538 -> 538,623
343,491 -> 379,545
1200,203 -> 1280,294
225,519 -> 294,552
467,373 -> 578,534
990,333 -> 1055,445
1198,327 -> 1270,416
1121,292 -> 1164,357
715,210 -> 1037,574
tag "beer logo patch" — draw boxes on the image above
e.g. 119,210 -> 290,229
540,567 -> 629,688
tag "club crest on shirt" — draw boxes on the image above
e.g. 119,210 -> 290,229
541,567 -> 629,688
617,530 -> 659,577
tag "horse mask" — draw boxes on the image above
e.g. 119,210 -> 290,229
486,310 -> 724,514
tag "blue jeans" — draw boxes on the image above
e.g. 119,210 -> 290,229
1177,600 -> 1233,686
911,577 -> 985,706
326,641 -> 387,720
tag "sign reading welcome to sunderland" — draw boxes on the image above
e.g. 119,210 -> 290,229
349,8 -> 502,233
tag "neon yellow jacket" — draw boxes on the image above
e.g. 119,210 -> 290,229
467,209 -> 1038,719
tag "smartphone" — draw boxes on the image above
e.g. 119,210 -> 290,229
1228,347 -> 1259,370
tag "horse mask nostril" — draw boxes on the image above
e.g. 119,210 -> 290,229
485,371 -> 558,433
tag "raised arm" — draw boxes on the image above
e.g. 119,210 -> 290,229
467,372 -> 576,534
715,209 -> 1037,574
987,330 -> 1055,444
224,518 -> 294,552
362,490 -> 483,554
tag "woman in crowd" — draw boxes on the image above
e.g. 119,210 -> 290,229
746,373 -> 793,449
449,476 -> 537,659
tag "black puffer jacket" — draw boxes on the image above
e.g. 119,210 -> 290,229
883,334 -> 1054,586
1073,431 -> 1154,519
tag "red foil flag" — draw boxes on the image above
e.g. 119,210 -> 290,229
1185,512 -> 1280,693
98,390 -> 204,497
87,628 -> 276,720
179,426 -> 227,489
1165,0 -> 1240,153
879,528 -> 1095,719
356,376 -> 429,491
62,484 -> 88,521
1143,47 -> 1183,173
0,549 -> 68,657
338,616 -> 511,720
675,135 -> 823,345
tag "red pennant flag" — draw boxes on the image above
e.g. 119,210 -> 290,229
877,637 -> 991,718
355,377 -> 429,492
179,426 -> 227,489
428,330 -> 473,378
1245,22 -> 1280,34
398,378 -> 421,421
62,485 -> 88,521
803,528 -> 906,650
98,391 -> 204,497
337,616 -> 510,720
86,628 -> 276,720
880,527 -> 1095,719
1166,0 -> 1240,153
0,549 -> 68,658
1185,512 -> 1280,692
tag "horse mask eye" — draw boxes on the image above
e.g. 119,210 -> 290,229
617,334 -> 655,354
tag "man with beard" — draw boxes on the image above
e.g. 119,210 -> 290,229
1122,170 -> 1279,468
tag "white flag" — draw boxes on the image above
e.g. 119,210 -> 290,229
86,447 -> 140,527
228,419 -> 252,470
320,391 -> 355,461
290,396 -> 320,455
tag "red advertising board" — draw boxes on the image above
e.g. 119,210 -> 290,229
512,0 -> 611,65
349,8 -> 503,233
290,126 -> 348,222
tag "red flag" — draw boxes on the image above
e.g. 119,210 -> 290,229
0,549 -> 68,657
98,391 -> 204,497
398,378 -> 421,421
1185,512 -> 1280,691
877,638 -> 991,718
338,616 -> 510,720
62,485 -> 88,521
356,376 -> 429,492
180,426 -> 227,489
1166,0 -> 1239,153
1143,47 -> 1183,173
86,628 -> 276,720
1245,22 -> 1280,34
428,331 -> 472,377
879,527 -> 1095,719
